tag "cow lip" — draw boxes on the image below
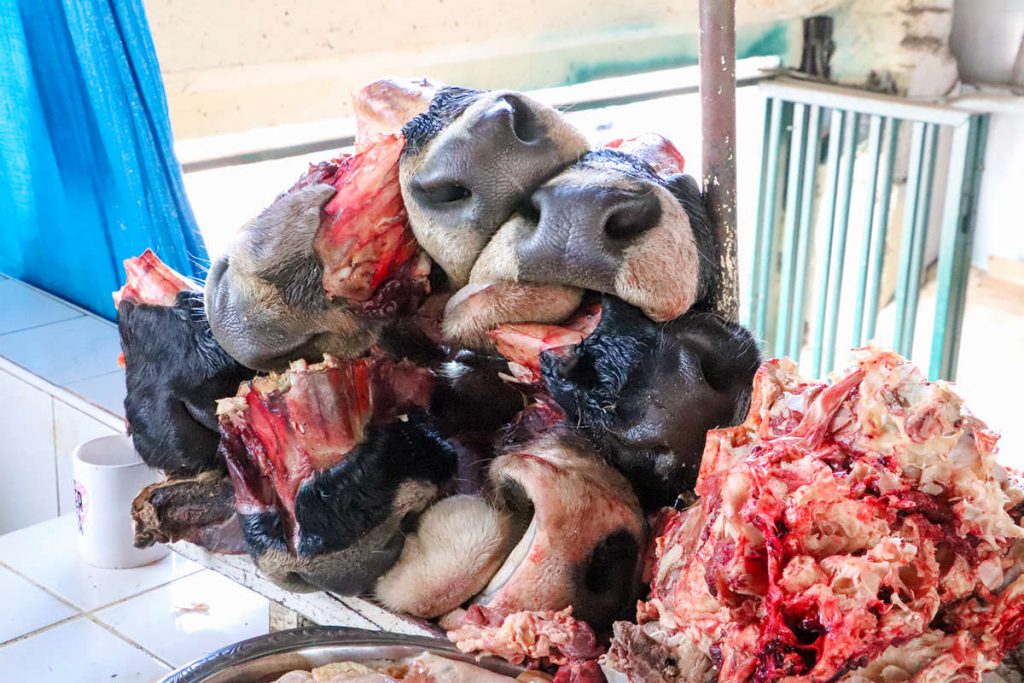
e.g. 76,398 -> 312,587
445,281 -> 599,337
474,512 -> 538,603
441,279 -> 586,351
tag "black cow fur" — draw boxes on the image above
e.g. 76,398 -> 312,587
541,296 -> 761,510
118,290 -> 254,474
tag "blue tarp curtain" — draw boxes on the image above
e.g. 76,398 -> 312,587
0,0 -> 206,321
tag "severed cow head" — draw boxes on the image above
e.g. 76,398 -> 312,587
206,83 -> 436,373
374,404 -> 645,630
205,183 -> 385,372
115,250 -> 255,475
541,296 -> 761,509
472,416 -> 645,631
219,354 -> 458,595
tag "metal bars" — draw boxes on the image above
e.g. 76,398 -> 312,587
893,122 -> 939,357
750,79 -> 989,380
930,116 -> 989,380
748,98 -> 786,334
773,103 -> 809,358
863,118 -> 900,343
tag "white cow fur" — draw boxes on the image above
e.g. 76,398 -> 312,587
374,495 -> 511,618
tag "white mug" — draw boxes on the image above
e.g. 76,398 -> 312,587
72,434 -> 170,569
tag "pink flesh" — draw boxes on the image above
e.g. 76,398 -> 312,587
301,134 -> 431,311
636,349 -> 1024,682
353,77 -> 439,149
112,249 -> 195,308
220,354 -> 434,550
605,133 -> 686,176
488,303 -> 602,384
449,605 -> 602,668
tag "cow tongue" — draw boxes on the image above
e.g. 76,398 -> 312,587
442,281 -> 585,351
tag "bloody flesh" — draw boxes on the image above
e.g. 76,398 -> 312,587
612,347 -> 1024,682
113,249 -> 197,367
218,353 -> 433,550
449,605 -> 603,669
113,248 -> 195,308
488,303 -> 602,385
605,133 -> 686,177
292,134 -> 431,314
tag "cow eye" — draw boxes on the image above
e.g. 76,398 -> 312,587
414,180 -> 471,205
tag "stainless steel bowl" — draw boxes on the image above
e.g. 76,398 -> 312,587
160,626 -> 524,682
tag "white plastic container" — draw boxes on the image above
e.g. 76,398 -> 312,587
72,434 -> 169,569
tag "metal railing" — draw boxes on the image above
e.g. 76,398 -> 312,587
744,78 -> 989,381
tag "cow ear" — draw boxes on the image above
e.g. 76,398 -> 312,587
663,173 -> 702,203
233,183 -> 336,279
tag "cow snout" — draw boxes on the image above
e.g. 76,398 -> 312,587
517,182 -> 662,292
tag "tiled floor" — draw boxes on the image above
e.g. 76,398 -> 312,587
0,516 -> 270,682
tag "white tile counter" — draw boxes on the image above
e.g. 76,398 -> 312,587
0,515 -> 270,682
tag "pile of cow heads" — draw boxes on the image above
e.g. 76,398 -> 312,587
118,78 -> 760,634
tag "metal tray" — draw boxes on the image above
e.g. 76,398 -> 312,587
160,626 -> 525,682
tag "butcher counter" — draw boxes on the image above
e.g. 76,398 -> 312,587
171,541 -> 437,637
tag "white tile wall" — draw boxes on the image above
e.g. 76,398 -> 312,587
0,316 -> 123,385
0,278 -> 130,535
0,280 -> 82,335
0,368 -> 126,534
0,370 -> 58,534
64,370 -> 127,417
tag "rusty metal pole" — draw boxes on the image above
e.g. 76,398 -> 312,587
699,0 -> 740,321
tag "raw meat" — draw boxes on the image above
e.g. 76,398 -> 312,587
354,77 -> 440,148
489,302 -> 602,384
292,134 -> 431,316
219,352 -> 434,551
112,248 -> 195,308
607,347 -> 1024,682
604,134 -> 686,177
551,660 -> 605,683
268,652 -> 526,683
449,605 -> 603,669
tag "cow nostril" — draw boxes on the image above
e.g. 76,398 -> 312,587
503,94 -> 543,144
518,196 -> 541,224
603,193 -> 662,241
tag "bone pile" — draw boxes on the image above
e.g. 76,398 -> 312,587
606,347 -> 1024,682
